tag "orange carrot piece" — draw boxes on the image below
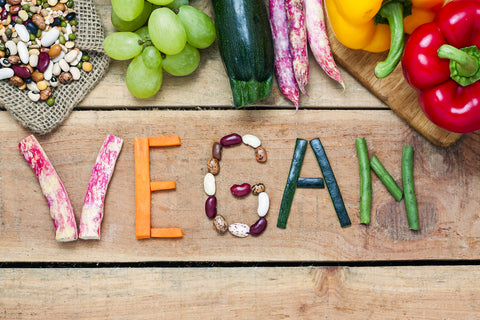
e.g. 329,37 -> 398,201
150,180 -> 176,191
150,228 -> 183,238
148,136 -> 181,147
134,137 -> 151,239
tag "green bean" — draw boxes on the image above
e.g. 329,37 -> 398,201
370,154 -> 403,201
355,137 -> 371,224
401,145 -> 419,230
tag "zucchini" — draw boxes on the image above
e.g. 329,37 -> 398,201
277,139 -> 308,229
310,138 -> 351,228
212,0 -> 274,107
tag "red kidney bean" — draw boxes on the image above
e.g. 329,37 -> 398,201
12,65 -> 30,78
220,133 -> 242,147
0,9 -> 8,20
249,217 -> 267,236
212,142 -> 222,160
37,52 -> 50,72
205,195 -> 217,219
230,183 -> 251,197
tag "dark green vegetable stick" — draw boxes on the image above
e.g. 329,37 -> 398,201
401,145 -> 419,230
370,154 -> 403,202
355,137 -> 372,224
310,138 -> 351,228
277,138 -> 308,229
297,177 -> 325,189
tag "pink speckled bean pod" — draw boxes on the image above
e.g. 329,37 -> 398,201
286,0 -> 309,95
19,135 -> 78,242
269,0 -> 300,109
79,135 -> 123,240
305,0 -> 344,89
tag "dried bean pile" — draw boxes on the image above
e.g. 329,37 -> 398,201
203,133 -> 270,238
0,0 -> 92,105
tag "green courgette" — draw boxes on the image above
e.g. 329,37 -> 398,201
310,138 -> 351,228
211,0 -> 274,107
277,139 -> 308,229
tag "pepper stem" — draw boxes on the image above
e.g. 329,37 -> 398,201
438,44 -> 478,75
374,1 -> 407,78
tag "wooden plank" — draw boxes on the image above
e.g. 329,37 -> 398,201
1,109 -> 479,262
72,0 -> 385,109
326,18 -> 462,147
2,266 -> 480,319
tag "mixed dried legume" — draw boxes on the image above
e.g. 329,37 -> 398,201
0,0 -> 92,105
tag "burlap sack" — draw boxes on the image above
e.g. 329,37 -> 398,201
2,0 -> 110,134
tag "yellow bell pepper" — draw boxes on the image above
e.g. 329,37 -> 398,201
325,0 -> 444,52
325,0 -> 444,77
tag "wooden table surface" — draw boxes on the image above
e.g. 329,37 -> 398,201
2,0 -> 480,318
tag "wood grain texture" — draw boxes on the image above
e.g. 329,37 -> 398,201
326,20 -> 462,147
74,0 -> 385,109
2,266 -> 480,319
1,110 -> 479,263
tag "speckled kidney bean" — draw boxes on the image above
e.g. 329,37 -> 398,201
251,183 -> 265,195
255,146 -> 267,163
212,142 -> 222,160
37,52 -> 50,72
213,215 -> 228,234
220,133 -> 242,147
205,195 -> 217,219
249,217 -> 267,236
230,183 -> 251,197
12,65 -> 30,78
207,157 -> 220,175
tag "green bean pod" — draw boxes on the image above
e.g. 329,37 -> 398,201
355,137 -> 371,224
401,145 -> 419,230
370,154 -> 403,202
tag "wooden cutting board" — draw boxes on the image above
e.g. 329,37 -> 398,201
326,23 -> 462,147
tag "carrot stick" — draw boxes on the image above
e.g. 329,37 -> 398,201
150,181 -> 176,191
19,135 -> 78,242
148,136 -> 181,147
134,137 -> 151,239
286,0 -> 309,95
151,228 -> 183,238
269,0 -> 300,109
79,135 -> 123,240
305,0 -> 344,89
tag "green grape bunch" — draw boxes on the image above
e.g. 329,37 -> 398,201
103,0 -> 216,98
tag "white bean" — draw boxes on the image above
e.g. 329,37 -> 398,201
14,24 -> 29,42
43,61 -> 53,80
242,134 -> 262,148
64,50 -> 78,63
28,91 -> 40,102
203,173 -> 215,196
17,41 -> 29,64
5,40 -> 17,55
29,54 -> 38,68
52,62 -> 61,76
27,82 -> 40,92
59,58 -> 70,72
70,66 -> 80,80
41,28 -> 60,47
0,68 -> 14,80
257,192 -> 270,217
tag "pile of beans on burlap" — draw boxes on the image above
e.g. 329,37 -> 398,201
0,0 -> 93,106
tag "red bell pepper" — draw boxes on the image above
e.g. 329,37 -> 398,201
402,0 -> 480,133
